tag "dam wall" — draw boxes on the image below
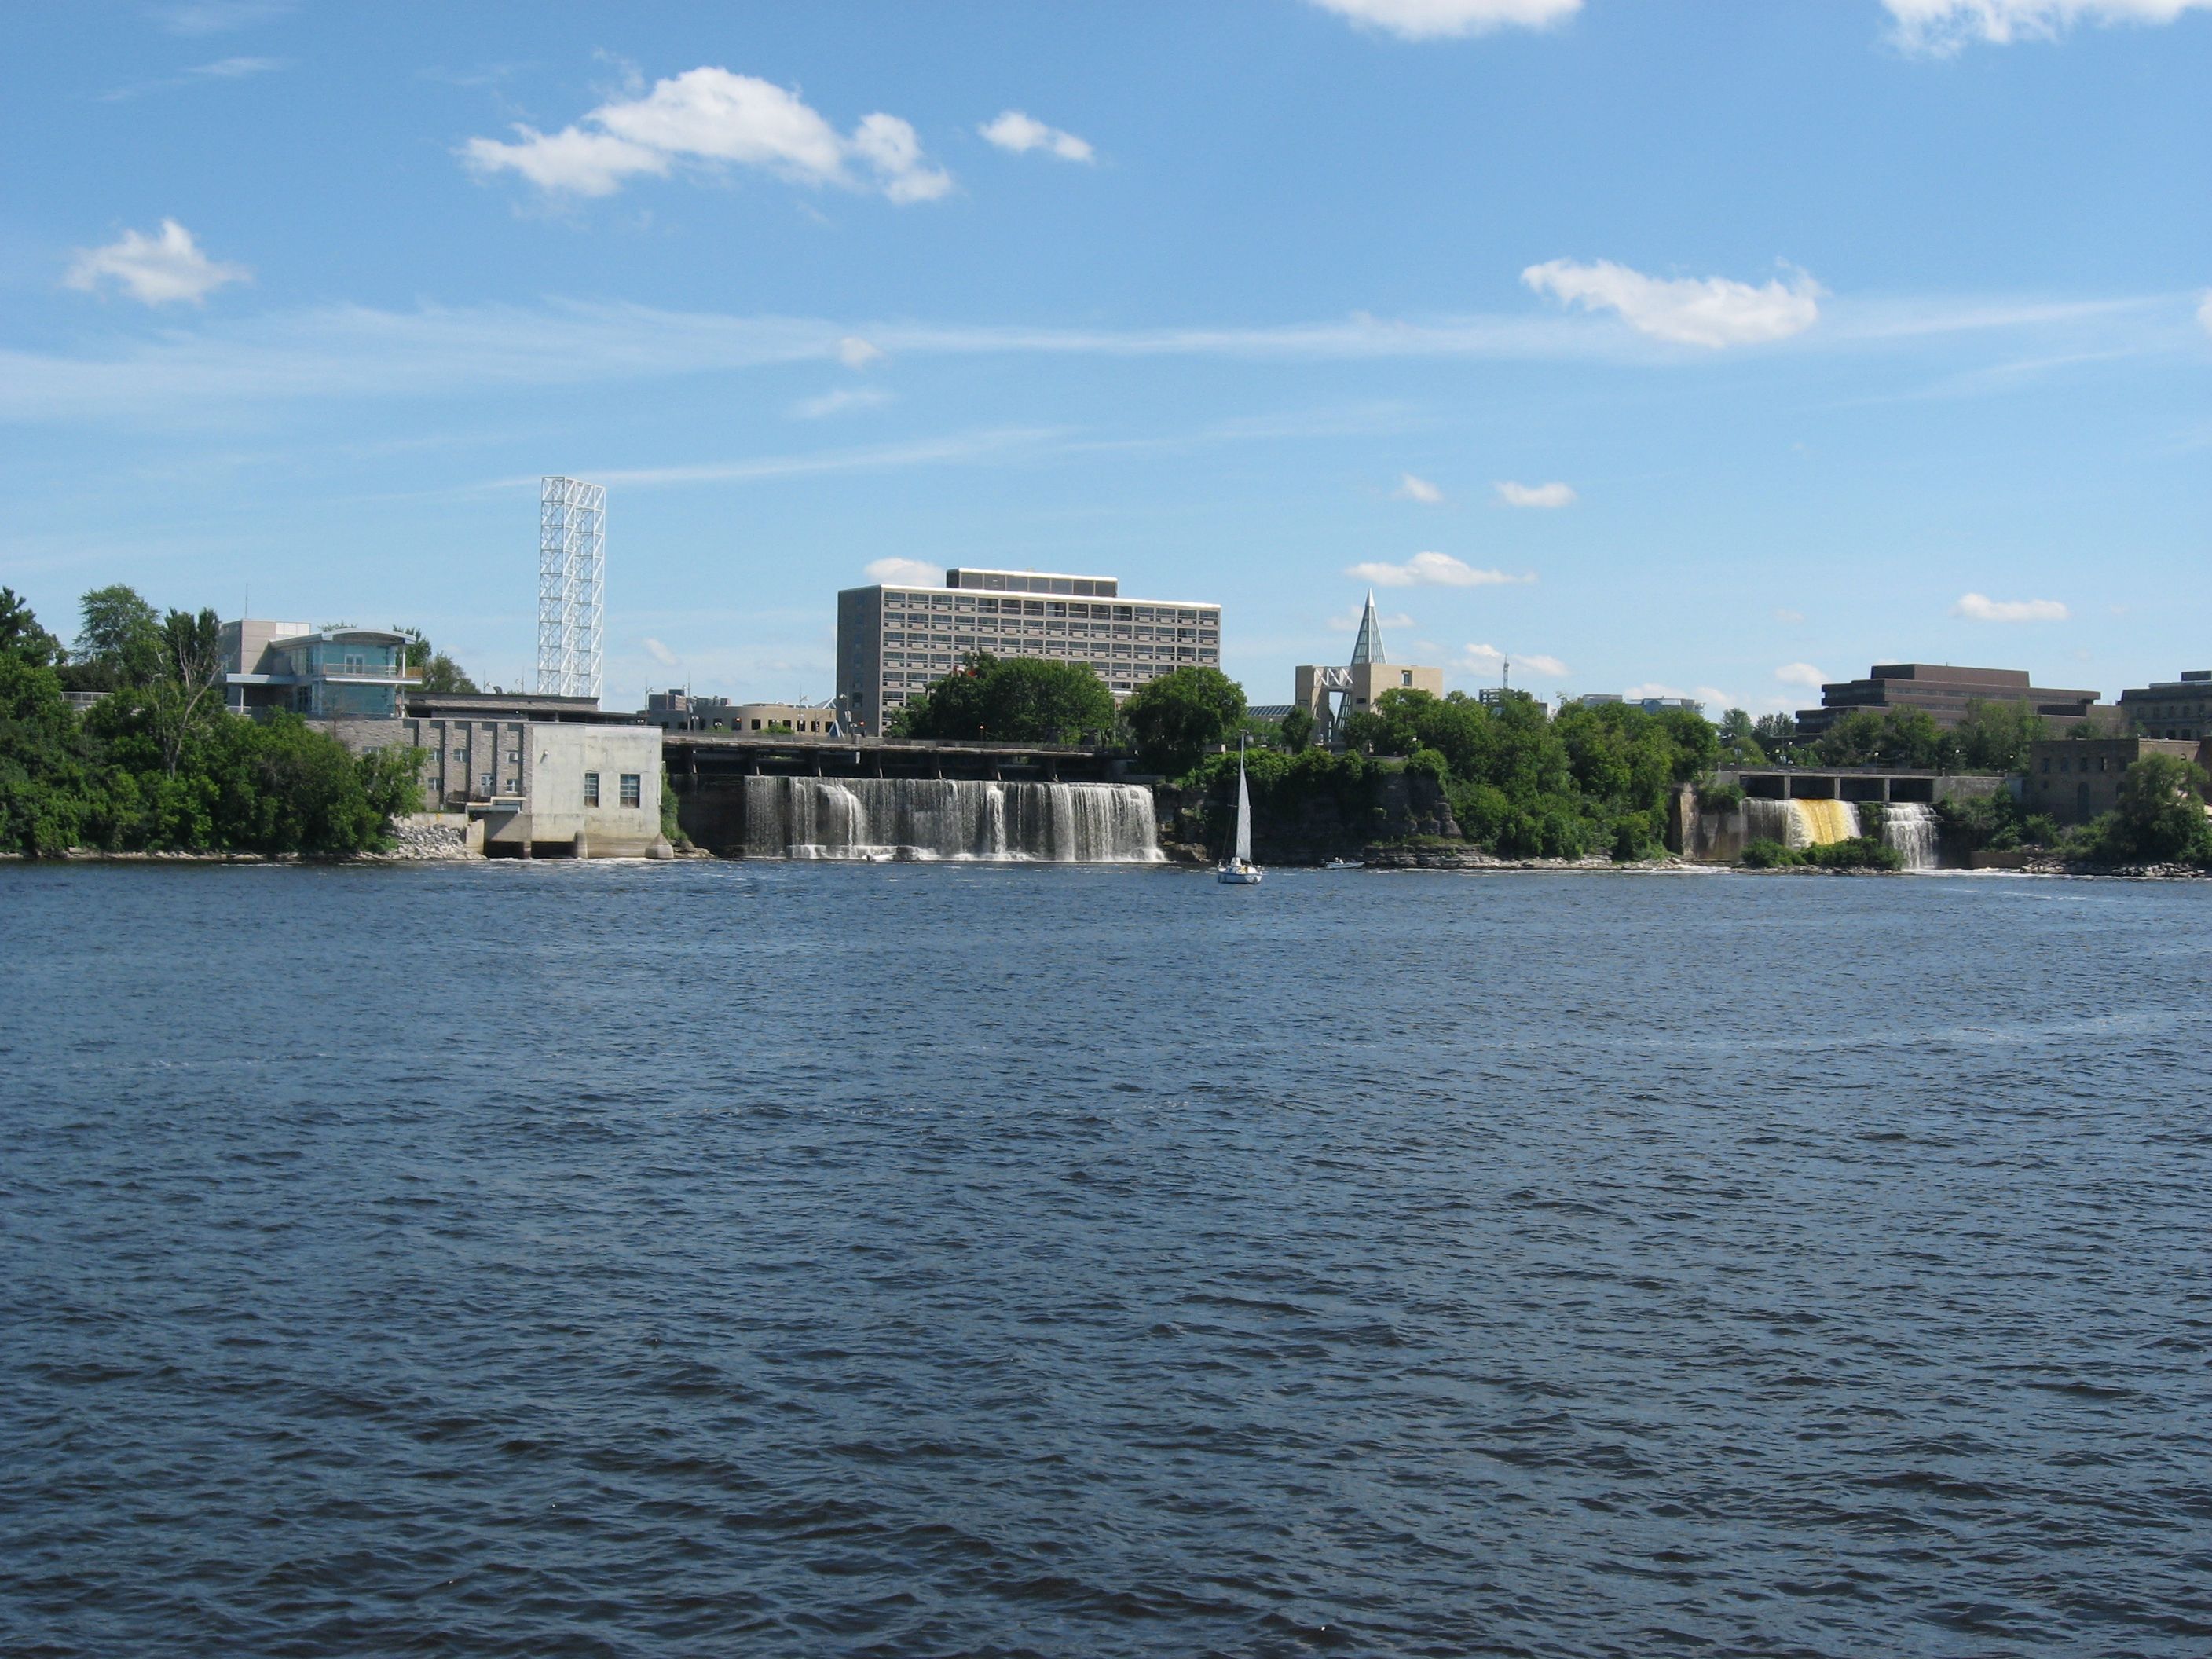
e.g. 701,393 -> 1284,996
687,775 -> 1163,862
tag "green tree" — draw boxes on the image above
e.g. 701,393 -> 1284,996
0,655 -> 101,854
74,584 -> 166,689
1122,667 -> 1247,776
1278,704 -> 1315,751
891,653 -> 1115,744
2100,753 -> 2212,862
1753,712 -> 1800,755
1,588 -> 62,669
1718,707 -> 1767,765
1949,699 -> 2045,773
398,626 -> 478,694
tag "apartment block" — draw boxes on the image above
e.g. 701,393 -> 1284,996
835,567 -> 1221,734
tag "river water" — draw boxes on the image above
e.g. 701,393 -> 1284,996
3,863 -> 2209,1657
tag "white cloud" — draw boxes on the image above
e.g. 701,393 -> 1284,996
1884,0 -> 2212,53
1493,479 -> 1576,508
1953,591 -> 2070,622
1773,607 -> 1806,624
864,557 -> 944,587
64,220 -> 249,306
1346,551 -> 1537,588
1522,258 -> 1822,348
1309,0 -> 1583,40
980,111 -> 1095,163
1774,661 -> 1829,687
2198,291 -> 2212,336
838,334 -> 886,368
1328,607 -> 1417,631
642,636 -> 680,667
191,56 -> 283,78
1393,472 -> 1444,504
463,66 -> 950,203
1461,642 -> 1569,679
791,386 -> 892,419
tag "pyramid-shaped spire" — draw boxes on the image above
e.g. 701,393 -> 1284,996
1350,589 -> 1386,666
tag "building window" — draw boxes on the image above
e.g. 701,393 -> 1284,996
506,750 -> 519,764
619,773 -> 642,808
480,772 -> 494,791
1401,671 -> 1413,687
584,771 -> 600,806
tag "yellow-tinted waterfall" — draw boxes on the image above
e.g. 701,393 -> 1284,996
1789,798 -> 1860,846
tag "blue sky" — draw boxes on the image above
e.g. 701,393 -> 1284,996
4,0 -> 2207,714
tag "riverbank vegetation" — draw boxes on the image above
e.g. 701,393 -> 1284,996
1,587 -> 420,858
1939,753 -> 2212,868
1176,688 -> 1717,862
888,652 -> 1116,744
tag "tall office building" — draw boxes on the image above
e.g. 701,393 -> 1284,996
836,567 -> 1221,734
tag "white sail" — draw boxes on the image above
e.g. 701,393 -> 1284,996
1234,759 -> 1252,864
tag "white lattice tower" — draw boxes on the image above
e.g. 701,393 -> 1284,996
536,477 -> 606,698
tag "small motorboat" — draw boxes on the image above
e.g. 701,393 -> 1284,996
1218,738 -> 1263,885
1322,857 -> 1364,870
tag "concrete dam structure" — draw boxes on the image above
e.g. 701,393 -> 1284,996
735,777 -> 1164,862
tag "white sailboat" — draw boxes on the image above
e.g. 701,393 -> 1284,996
1218,737 -> 1263,885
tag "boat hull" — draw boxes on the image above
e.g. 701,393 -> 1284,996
1218,866 -> 1263,885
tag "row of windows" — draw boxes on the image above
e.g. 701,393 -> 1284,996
581,772 -> 644,808
884,594 -> 1215,626
887,625 -> 1213,645
885,643 -> 1212,665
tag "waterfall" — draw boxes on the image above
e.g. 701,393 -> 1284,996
1880,801 -> 1939,871
1742,797 -> 1860,848
742,776 -> 1164,862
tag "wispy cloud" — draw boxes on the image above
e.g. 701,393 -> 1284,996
1393,472 -> 1444,504
1309,0 -> 1582,40
1953,591 -> 2069,622
1346,551 -> 1536,588
1493,479 -> 1575,507
1884,0 -> 2212,55
642,636 -> 681,667
1773,608 -> 1806,624
790,386 -> 893,419
1774,661 -> 1829,687
1524,258 -> 1822,348
100,53 -> 287,101
1461,642 -> 1569,679
64,219 -> 249,306
462,66 -> 950,203
0,289 -> 2177,427
570,427 -> 1064,491
980,111 -> 1095,163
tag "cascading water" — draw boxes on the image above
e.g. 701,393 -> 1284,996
1742,797 -> 1860,849
1879,801 -> 1939,870
742,777 -> 1164,862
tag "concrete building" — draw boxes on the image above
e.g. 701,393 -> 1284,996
383,691 -> 668,858
1572,693 -> 1706,716
836,566 -> 1221,734
222,620 -> 419,720
2023,736 -> 2211,825
2118,670 -> 2212,741
643,690 -> 841,735
1292,593 -> 1444,738
1794,663 -> 2105,738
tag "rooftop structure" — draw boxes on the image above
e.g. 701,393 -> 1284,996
222,620 -> 418,720
835,566 -> 1221,735
537,476 -> 605,701
1292,591 -> 1444,740
1794,663 -> 2103,738
2117,671 -> 2212,741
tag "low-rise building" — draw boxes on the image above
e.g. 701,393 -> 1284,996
836,566 -> 1222,734
643,690 -> 841,734
1572,693 -> 1706,716
2118,670 -> 2212,741
2023,736 -> 2210,825
1292,593 -> 1444,738
222,619 -> 419,720
1796,663 -> 2105,738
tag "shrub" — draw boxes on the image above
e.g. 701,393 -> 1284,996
1741,838 -> 1800,869
1697,781 -> 1744,814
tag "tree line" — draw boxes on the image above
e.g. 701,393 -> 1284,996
0,586 -> 435,857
